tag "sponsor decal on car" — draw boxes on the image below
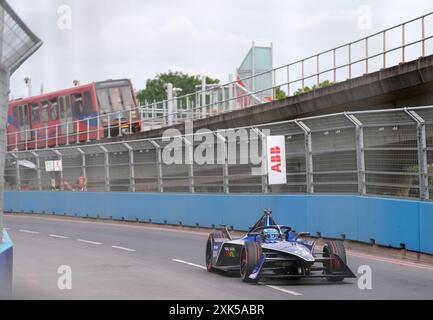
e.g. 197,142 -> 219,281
224,247 -> 237,258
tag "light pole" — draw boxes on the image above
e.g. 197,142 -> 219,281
24,77 -> 32,97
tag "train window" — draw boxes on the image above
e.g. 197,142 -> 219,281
83,91 -> 95,114
109,87 -> 124,112
73,94 -> 84,116
41,101 -> 49,123
18,106 -> 24,126
24,105 -> 30,125
13,107 -> 19,127
120,86 -> 135,109
60,96 -> 72,119
96,88 -> 112,114
65,96 -> 72,119
31,103 -> 40,124
50,99 -> 59,121
59,97 -> 66,119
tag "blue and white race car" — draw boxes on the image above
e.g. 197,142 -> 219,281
205,209 -> 356,283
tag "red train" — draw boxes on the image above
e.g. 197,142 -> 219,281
7,79 -> 141,151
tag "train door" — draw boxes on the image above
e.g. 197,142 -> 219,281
59,95 -> 74,143
30,103 -> 40,148
16,105 -> 31,147
49,98 -> 60,144
40,100 -> 49,145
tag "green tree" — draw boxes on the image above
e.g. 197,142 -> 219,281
295,80 -> 334,96
136,71 -> 220,104
275,87 -> 287,100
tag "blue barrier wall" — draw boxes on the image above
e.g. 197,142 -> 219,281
0,230 -> 13,298
4,191 -> 433,254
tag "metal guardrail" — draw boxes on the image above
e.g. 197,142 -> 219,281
5,106 -> 433,201
7,11 -> 433,151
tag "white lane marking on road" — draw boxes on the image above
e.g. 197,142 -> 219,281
265,285 -> 303,296
77,239 -> 102,245
347,250 -> 433,272
49,234 -> 69,239
172,259 -> 303,296
112,246 -> 136,252
172,259 -> 207,270
19,229 -> 39,234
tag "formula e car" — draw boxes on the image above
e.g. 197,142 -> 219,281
205,209 -> 356,283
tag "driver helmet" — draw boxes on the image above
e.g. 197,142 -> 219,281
263,228 -> 279,243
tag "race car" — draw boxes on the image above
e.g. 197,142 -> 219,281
205,209 -> 356,283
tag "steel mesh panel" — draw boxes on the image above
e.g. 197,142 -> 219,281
229,185 -> 262,193
4,156 -> 16,190
355,111 -> 413,127
314,183 -> 358,193
366,182 -> 419,199
6,106 -> 433,199
85,154 -> 105,191
56,148 -> 81,156
311,128 -> 356,153
426,121 -> 433,149
428,149 -> 433,196
80,145 -> 106,155
104,143 -> 129,153
259,122 -> 303,136
302,115 -> 354,132
363,125 -> 418,149
127,140 -> 155,151
63,155 -> 82,189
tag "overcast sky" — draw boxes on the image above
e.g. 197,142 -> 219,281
8,0 -> 433,98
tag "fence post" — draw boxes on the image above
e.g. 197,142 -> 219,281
183,137 -> 195,193
150,140 -> 164,193
345,113 -> 366,195
287,65 -> 291,96
216,132 -> 229,194
201,76 -> 207,119
348,43 -> 352,79
383,31 -> 387,68
295,121 -> 314,194
53,150 -> 64,191
45,127 -> 48,149
422,16 -> 426,57
99,145 -> 110,192
30,151 -> 42,191
77,148 -> 87,192
229,74 -> 235,112
66,119 -> 70,145
12,153 -> 21,191
365,37 -> 369,74
123,142 -> 135,193
252,128 -> 269,194
405,109 -> 429,200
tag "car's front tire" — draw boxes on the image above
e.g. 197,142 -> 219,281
323,240 -> 347,282
240,241 -> 261,283
205,232 -> 225,272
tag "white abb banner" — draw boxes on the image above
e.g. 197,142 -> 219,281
266,136 -> 287,185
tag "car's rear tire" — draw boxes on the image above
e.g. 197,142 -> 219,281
240,241 -> 261,283
205,232 -> 226,272
323,240 -> 347,282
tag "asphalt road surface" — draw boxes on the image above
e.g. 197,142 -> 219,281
3,214 -> 433,300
